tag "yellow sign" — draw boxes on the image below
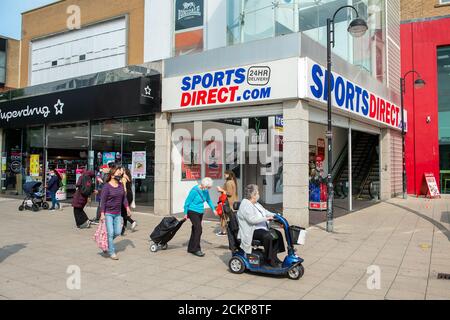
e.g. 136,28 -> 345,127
30,155 -> 40,177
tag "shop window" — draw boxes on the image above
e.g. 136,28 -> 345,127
438,46 -> 450,194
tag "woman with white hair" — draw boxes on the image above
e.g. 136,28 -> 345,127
237,184 -> 285,267
183,177 -> 217,257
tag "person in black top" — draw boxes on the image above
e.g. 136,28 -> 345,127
121,168 -> 137,235
47,169 -> 62,211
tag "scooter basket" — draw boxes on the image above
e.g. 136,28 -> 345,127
289,226 -> 306,245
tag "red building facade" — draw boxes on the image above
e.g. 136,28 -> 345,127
401,16 -> 450,195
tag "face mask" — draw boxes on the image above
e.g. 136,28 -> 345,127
114,175 -> 121,181
255,194 -> 260,202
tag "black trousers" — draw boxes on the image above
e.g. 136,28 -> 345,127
253,228 -> 286,264
73,207 -> 89,227
187,211 -> 203,253
121,205 -> 135,233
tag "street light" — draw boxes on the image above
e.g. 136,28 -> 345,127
400,71 -> 426,199
326,6 -> 368,233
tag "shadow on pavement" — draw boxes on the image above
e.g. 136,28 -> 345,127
0,243 -> 27,263
115,239 -> 136,253
386,201 -> 450,242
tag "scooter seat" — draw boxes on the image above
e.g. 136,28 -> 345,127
252,240 -> 262,247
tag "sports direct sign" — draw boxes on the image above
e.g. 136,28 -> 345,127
162,58 -> 298,111
299,58 -> 406,131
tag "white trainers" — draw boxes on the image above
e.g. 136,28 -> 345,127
110,254 -> 119,260
131,221 -> 137,231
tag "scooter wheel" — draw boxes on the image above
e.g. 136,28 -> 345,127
287,264 -> 304,280
18,205 -> 25,211
42,202 -> 49,210
161,244 -> 168,250
229,257 -> 245,274
32,204 -> 40,212
150,243 -> 158,253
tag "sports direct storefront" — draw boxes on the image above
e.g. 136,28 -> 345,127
162,57 -> 404,223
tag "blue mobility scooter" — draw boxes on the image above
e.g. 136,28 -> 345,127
227,202 -> 305,280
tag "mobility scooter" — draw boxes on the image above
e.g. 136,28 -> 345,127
227,202 -> 305,280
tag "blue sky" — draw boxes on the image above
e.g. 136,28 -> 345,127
0,0 -> 58,39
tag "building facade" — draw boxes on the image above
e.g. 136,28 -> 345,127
1,0 -> 404,226
0,36 -> 20,92
401,0 -> 450,195
0,0 -> 162,210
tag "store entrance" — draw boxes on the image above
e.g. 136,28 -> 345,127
309,122 -> 380,225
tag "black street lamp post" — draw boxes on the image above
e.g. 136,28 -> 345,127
326,6 -> 368,233
400,71 -> 425,199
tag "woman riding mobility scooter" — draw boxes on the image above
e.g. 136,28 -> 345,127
227,202 -> 305,280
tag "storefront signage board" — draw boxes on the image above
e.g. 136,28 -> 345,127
162,58 -> 299,112
0,76 -> 161,129
420,173 -> 440,198
175,0 -> 204,31
163,58 -> 404,131
299,57 -> 406,132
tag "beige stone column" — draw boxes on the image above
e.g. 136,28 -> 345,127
154,113 -> 172,216
283,100 -> 310,228
380,128 -> 392,200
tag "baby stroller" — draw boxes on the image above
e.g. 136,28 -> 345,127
149,216 -> 186,252
19,181 -> 49,212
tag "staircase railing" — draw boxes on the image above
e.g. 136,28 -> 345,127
356,137 -> 379,199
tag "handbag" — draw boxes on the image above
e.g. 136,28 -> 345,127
93,220 -> 109,252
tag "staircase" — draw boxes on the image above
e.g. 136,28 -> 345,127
332,132 -> 379,199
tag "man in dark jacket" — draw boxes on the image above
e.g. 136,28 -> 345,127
47,169 -> 61,211
72,171 -> 95,229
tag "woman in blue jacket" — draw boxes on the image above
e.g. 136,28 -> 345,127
184,177 -> 217,257
47,169 -> 62,211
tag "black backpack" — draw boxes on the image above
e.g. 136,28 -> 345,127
79,175 -> 94,197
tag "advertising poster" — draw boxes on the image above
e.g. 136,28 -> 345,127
275,115 -> 284,132
55,168 -> 67,201
132,151 -> 146,179
30,155 -> 40,177
175,29 -> 204,56
274,135 -> 284,152
274,160 -> 283,194
181,139 -> 201,180
225,142 -> 241,179
204,140 -> 222,180
102,152 -> 116,166
175,0 -> 204,31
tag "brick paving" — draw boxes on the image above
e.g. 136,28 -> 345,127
0,196 -> 449,300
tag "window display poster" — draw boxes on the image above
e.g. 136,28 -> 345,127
275,115 -> 284,132
204,140 -> 222,179
102,152 -> 116,165
181,139 -> 201,180
55,168 -> 67,201
132,151 -> 146,179
225,142 -> 240,179
274,135 -> 284,152
274,160 -> 283,194
30,155 -> 40,177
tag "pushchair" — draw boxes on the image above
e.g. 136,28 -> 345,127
149,216 -> 186,252
19,181 -> 49,212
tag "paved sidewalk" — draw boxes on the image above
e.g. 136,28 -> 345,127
0,196 -> 449,300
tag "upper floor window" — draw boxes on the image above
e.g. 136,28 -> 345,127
0,38 -> 6,85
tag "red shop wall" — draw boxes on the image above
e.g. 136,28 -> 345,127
401,17 -> 450,195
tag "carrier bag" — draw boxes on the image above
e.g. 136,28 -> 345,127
93,220 -> 108,252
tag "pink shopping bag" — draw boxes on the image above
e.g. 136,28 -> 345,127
93,220 -> 108,252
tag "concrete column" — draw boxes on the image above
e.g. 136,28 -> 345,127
380,128 -> 392,200
283,100 -> 310,228
154,113 -> 172,216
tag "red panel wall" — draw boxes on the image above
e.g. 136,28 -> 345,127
400,17 -> 450,195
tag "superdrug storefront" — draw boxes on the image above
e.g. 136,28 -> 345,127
0,75 -> 161,208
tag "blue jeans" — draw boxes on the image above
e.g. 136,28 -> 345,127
50,191 -> 60,209
105,214 -> 123,255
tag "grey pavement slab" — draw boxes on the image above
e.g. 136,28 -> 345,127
0,196 -> 449,300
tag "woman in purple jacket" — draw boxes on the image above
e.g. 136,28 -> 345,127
100,166 -> 131,260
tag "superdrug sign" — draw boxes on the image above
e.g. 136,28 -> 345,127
0,76 -> 161,128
